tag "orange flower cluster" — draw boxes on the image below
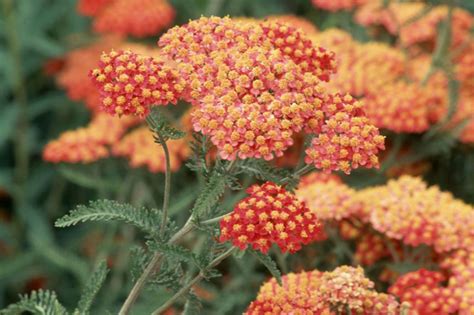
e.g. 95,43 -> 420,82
389,269 -> 459,314
112,126 -> 189,173
90,17 -> 384,173
362,80 -> 434,133
441,249 -> 474,315
78,0 -> 175,37
296,172 -> 360,221
356,2 -> 473,48
43,114 -> 135,163
265,15 -> 318,35
219,182 -> 322,253
359,176 -> 474,253
312,0 -> 369,12
246,266 -> 404,314
91,50 -> 184,116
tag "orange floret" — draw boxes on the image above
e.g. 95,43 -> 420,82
312,0 -> 369,12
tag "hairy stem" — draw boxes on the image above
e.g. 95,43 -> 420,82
157,132 -> 171,237
151,247 -> 237,315
118,217 -> 195,315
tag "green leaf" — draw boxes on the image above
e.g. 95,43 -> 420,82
0,105 -> 19,148
146,107 -> 186,141
192,169 -> 228,218
148,242 -> 201,268
186,133 -> 211,177
182,291 -> 202,315
250,250 -> 282,286
239,159 -> 297,188
58,166 -> 119,191
55,200 -> 162,236
0,290 -> 68,315
74,261 -> 109,315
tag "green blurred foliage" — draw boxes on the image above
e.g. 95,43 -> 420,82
0,0 -> 473,314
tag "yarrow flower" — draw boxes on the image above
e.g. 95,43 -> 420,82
112,126 -> 189,173
90,49 -> 184,116
312,0 -> 369,12
219,182 -> 322,253
43,113 -> 136,163
296,172 -> 361,221
362,80 -> 434,133
78,0 -> 175,37
90,16 -> 384,173
354,232 -> 390,266
246,266 -> 404,314
359,176 -> 474,253
389,269 -> 459,315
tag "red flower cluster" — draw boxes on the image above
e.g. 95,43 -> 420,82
78,0 -> 175,37
219,182 -> 322,253
91,50 -> 184,116
389,269 -> 459,314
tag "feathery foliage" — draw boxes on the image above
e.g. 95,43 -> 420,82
74,261 -> 109,315
0,290 -> 68,315
250,250 -> 282,286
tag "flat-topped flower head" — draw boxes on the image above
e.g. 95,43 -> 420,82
312,0 -> 369,12
219,182 -> 323,253
389,269 -> 459,314
43,113 -> 135,164
90,49 -> 184,116
360,176 -> 474,252
246,266 -> 403,314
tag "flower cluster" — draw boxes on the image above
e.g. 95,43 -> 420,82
43,114 -> 135,163
304,94 -> 385,174
246,266 -> 404,314
312,0 -> 369,12
89,16 -> 384,173
388,269 -> 459,314
265,15 -> 318,35
354,232 -> 390,266
296,172 -> 360,221
362,80 -> 434,133
359,176 -> 474,253
219,182 -> 322,253
112,126 -> 189,173
78,0 -> 175,37
355,2 -> 473,48
90,49 -> 184,116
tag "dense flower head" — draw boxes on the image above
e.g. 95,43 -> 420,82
219,182 -> 322,253
360,176 -> 474,252
90,49 -> 184,116
112,126 -> 189,173
296,173 -> 360,221
43,113 -> 135,163
389,269 -> 459,314
299,171 -> 342,187
356,2 -> 473,48
245,270 -> 326,314
246,266 -> 403,314
441,249 -> 474,315
88,16 -> 384,173
80,0 -> 175,37
362,80 -> 434,133
312,0 -> 369,12
304,94 -> 385,174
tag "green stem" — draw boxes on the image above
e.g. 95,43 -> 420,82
118,217 -> 195,315
151,247 -> 237,315
157,133 -> 171,237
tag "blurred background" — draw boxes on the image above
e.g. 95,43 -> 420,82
1,0 -> 474,313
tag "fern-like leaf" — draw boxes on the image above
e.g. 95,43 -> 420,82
192,170 -> 227,219
250,250 -> 282,286
148,242 -> 201,268
74,260 -> 108,315
55,200 -> 162,236
146,107 -> 185,141
182,290 -> 202,315
239,160 -> 294,186
0,290 -> 68,315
